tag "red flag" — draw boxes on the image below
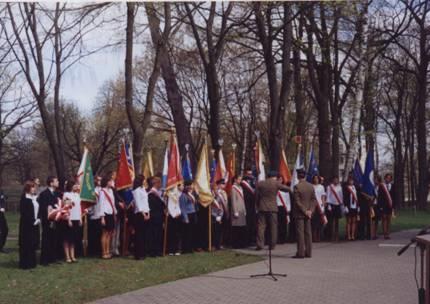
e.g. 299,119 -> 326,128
166,133 -> 183,190
116,143 -> 133,190
279,149 -> 292,184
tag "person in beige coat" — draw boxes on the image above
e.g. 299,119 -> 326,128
255,171 -> 291,250
293,169 -> 318,258
231,175 -> 247,248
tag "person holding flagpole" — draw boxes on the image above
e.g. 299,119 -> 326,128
326,176 -> 344,242
88,176 -> 102,256
311,175 -> 327,242
179,180 -> 198,253
231,175 -> 247,249
132,174 -> 150,260
344,175 -> 359,241
147,176 -> 165,257
166,183 -> 183,256
98,175 -> 117,259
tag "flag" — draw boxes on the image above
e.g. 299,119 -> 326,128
210,154 -> 217,184
279,149 -> 292,184
225,150 -> 235,194
125,142 -> 135,180
292,145 -> 304,187
195,141 -> 214,207
362,149 -> 375,196
161,144 -> 169,190
352,158 -> 363,186
255,137 -> 266,181
77,147 -> 96,203
214,148 -> 227,183
306,146 -> 319,182
166,133 -> 183,190
182,149 -> 193,181
142,151 -> 154,178
116,142 -> 134,191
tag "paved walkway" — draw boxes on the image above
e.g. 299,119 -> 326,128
92,230 -> 421,304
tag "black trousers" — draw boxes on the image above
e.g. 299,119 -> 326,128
134,213 -> 147,259
232,226 -> 248,249
277,207 -> 288,244
167,216 -> 182,254
146,218 -> 163,257
196,206 -> 209,250
40,222 -> 59,265
0,212 -> 8,250
88,218 -> 101,256
358,208 -> 371,240
212,217 -> 223,250
182,213 -> 197,253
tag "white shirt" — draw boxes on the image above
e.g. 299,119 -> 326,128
167,188 -> 181,218
98,188 -> 117,216
64,192 -> 81,221
313,184 -> 326,213
89,186 -> 102,220
133,187 -> 150,214
276,191 -> 291,212
326,184 -> 343,205
346,185 -> 358,209
26,193 -> 39,223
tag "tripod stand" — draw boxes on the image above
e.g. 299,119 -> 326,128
250,213 -> 287,281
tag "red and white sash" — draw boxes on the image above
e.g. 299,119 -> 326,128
241,180 -> 255,194
232,184 -> 244,200
329,185 -> 342,205
381,183 -> 393,208
101,189 -> 116,215
277,191 -> 288,213
347,185 -> 358,208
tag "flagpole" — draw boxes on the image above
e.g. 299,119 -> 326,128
82,137 -> 89,257
163,132 -> 173,256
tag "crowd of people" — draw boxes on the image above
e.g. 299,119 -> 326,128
0,166 -> 395,269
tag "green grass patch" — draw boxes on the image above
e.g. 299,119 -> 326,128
0,212 -> 261,304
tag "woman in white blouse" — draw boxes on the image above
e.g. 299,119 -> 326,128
61,179 -> 82,263
132,174 -> 149,260
98,175 -> 117,259
311,176 -> 327,242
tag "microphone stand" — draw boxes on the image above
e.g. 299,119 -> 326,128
251,213 -> 287,281
397,225 -> 430,304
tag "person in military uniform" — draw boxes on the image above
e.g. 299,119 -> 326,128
255,170 -> 291,250
292,169 -> 317,258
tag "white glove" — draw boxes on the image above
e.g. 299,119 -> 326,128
344,207 -> 349,214
234,212 -> 239,217
216,216 -> 222,222
358,207 -> 361,213
33,219 -> 40,226
0,208 -> 4,212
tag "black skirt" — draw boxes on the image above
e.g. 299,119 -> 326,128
60,220 -> 80,243
103,214 -> 115,232
347,208 -> 358,218
329,205 -> 342,219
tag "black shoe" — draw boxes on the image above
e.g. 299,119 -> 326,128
255,247 -> 263,251
292,255 -> 305,259
0,248 -> 9,254
305,255 -> 312,258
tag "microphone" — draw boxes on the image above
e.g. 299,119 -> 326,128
397,226 -> 430,256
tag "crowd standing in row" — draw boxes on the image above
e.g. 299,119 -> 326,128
9,167 -> 394,269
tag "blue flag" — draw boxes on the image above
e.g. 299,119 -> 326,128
182,151 -> 193,181
210,158 -> 217,183
161,145 -> 169,190
306,147 -> 319,182
362,149 -> 375,196
352,158 -> 363,186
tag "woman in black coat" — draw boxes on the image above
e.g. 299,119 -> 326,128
19,181 -> 40,269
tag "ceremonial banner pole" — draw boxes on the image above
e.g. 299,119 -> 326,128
162,139 -> 169,256
82,138 -> 89,257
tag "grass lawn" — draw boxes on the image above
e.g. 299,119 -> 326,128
0,213 -> 261,304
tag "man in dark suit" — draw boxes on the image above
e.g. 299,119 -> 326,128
255,171 -> 291,250
38,176 -> 60,265
0,190 -> 8,253
293,169 -> 317,258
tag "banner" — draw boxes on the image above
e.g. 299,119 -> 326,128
195,141 -> 214,207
